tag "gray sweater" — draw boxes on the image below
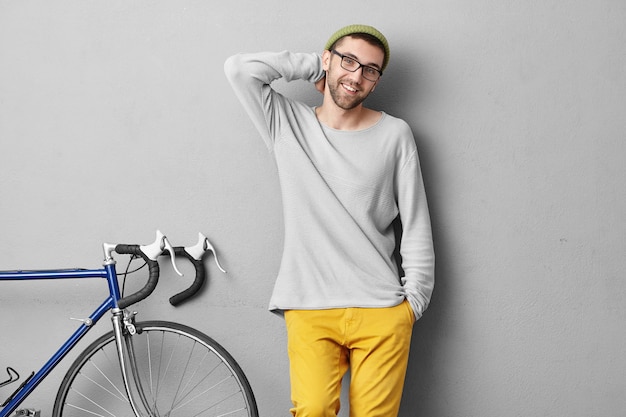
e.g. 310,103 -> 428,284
224,51 -> 434,319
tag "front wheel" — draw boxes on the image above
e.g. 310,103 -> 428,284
53,321 -> 258,417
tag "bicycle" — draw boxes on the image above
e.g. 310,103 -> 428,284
0,231 -> 259,417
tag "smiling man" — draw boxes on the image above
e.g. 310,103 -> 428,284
225,24 -> 435,417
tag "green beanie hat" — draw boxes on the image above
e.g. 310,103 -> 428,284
324,24 -> 390,71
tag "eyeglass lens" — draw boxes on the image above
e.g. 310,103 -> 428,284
334,51 -> 381,81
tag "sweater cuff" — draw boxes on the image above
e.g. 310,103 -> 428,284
401,277 -> 428,321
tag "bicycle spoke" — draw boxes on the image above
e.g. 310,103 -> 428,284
64,403 -> 111,417
171,356 -> 221,409
96,348 -> 129,401
155,331 -> 180,400
169,336 -> 199,411
68,388 -> 118,417
53,322 -> 258,417
76,372 -> 127,403
182,383 -> 242,416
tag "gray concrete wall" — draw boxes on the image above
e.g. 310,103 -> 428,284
1,1 -> 625,415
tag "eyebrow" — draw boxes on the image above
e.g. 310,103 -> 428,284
340,51 -> 382,70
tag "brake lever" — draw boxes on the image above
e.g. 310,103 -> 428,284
166,233 -> 225,307
163,236 -> 184,276
185,232 -> 226,273
140,230 -> 183,276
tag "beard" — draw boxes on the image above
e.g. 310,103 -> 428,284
327,77 -> 369,110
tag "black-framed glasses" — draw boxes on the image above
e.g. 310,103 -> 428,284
331,50 -> 383,82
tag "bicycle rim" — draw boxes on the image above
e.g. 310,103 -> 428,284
53,320 -> 258,417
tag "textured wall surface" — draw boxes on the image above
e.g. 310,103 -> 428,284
1,1 -> 625,416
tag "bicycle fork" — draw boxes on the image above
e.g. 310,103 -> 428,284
111,309 -> 155,417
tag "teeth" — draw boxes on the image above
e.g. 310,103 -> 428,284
343,84 -> 357,92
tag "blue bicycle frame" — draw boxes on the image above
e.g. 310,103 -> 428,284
0,263 -> 121,417
0,231 -> 213,417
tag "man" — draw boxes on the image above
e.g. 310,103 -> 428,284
225,24 -> 434,417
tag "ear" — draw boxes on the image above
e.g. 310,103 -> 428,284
322,50 -> 332,71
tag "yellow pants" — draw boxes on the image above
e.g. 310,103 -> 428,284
284,301 -> 415,417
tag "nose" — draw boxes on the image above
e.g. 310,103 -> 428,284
345,68 -> 363,84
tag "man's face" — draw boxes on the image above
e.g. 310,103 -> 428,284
323,36 -> 385,110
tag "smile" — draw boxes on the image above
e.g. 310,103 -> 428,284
342,83 -> 358,93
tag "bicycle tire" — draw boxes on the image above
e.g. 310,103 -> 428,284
52,320 -> 258,417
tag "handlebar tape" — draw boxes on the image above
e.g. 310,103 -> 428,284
114,244 -> 160,310
168,247 -> 206,307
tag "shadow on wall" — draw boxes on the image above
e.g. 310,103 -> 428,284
397,130 -> 452,416
399,228 -> 452,416
366,53 -> 423,123
369,52 -> 453,416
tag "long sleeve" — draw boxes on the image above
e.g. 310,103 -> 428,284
224,51 -> 325,149
396,144 -> 435,319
